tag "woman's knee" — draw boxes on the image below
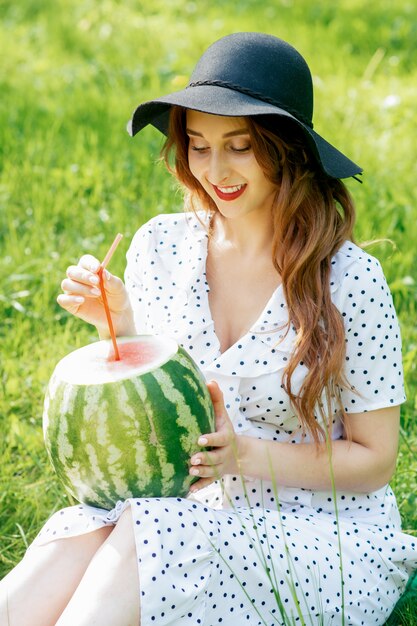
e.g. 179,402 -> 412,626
53,509 -> 140,626
2,524 -> 114,592
0,526 -> 115,626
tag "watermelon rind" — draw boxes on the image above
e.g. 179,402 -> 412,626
43,336 -> 215,509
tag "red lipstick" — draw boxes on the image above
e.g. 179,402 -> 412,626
212,184 -> 247,201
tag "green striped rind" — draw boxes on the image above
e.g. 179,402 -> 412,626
43,343 -> 215,510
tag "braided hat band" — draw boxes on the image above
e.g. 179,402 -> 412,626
187,80 -> 314,129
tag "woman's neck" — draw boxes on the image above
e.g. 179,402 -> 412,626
210,210 -> 274,259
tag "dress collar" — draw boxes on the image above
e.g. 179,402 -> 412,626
171,211 -> 293,378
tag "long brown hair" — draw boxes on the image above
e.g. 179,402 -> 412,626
162,106 -> 356,443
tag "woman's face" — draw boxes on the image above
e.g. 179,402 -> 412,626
186,110 -> 278,220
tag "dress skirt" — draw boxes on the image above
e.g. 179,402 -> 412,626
31,494 -> 415,626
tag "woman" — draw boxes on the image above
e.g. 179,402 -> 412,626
1,32 -> 416,626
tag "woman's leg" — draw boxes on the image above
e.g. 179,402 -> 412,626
55,507 -> 140,626
0,525 -> 113,626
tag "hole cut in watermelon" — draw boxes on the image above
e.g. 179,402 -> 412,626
55,336 -> 179,385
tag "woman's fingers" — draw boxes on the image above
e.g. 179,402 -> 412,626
61,262 -> 123,298
191,448 -> 223,468
207,380 -> 232,428
58,256 -> 102,315
206,379 -> 226,413
56,254 -> 132,336
62,255 -> 103,291
66,255 -> 103,289
61,277 -> 101,297
189,380 -> 239,485
78,254 -> 101,272
196,430 -> 230,449
56,293 -> 85,313
203,380 -> 234,444
190,459 -> 221,479
66,264 -> 101,286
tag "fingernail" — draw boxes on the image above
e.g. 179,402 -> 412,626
91,287 -> 101,295
198,437 -> 208,446
89,275 -> 99,285
192,458 -> 201,465
90,262 -> 100,272
191,468 -> 199,476
75,296 -> 84,303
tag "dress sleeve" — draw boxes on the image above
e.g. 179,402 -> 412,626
124,221 -> 155,335
334,255 -> 407,413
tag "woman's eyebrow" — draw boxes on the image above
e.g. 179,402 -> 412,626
186,128 -> 249,138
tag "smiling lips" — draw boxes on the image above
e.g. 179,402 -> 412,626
212,183 -> 247,201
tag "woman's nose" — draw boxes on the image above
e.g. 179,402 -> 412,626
207,151 -> 230,184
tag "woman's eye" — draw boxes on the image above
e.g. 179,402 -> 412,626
230,145 -> 251,153
189,143 -> 250,153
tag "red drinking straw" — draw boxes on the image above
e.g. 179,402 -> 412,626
98,233 -> 123,361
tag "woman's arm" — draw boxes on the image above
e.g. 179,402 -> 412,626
189,382 -> 400,494
237,405 -> 400,492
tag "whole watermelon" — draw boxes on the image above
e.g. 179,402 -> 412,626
43,335 -> 215,509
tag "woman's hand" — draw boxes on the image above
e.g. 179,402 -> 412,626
57,254 -> 135,338
189,380 -> 240,492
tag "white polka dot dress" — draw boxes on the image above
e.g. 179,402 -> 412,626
33,211 -> 417,625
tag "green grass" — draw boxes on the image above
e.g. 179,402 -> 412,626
0,0 -> 416,619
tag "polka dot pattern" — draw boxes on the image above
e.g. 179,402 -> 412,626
32,212 -> 416,625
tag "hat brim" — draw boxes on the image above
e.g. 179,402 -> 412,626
127,85 -> 362,180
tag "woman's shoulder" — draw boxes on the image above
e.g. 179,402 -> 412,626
126,210 -> 210,268
132,212 -> 208,251
333,240 -> 383,270
135,211 -> 209,240
330,240 -> 393,308
331,240 -> 386,285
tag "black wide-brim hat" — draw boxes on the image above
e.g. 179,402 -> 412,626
127,32 -> 362,180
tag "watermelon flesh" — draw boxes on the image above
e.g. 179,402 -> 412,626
43,336 -> 215,509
